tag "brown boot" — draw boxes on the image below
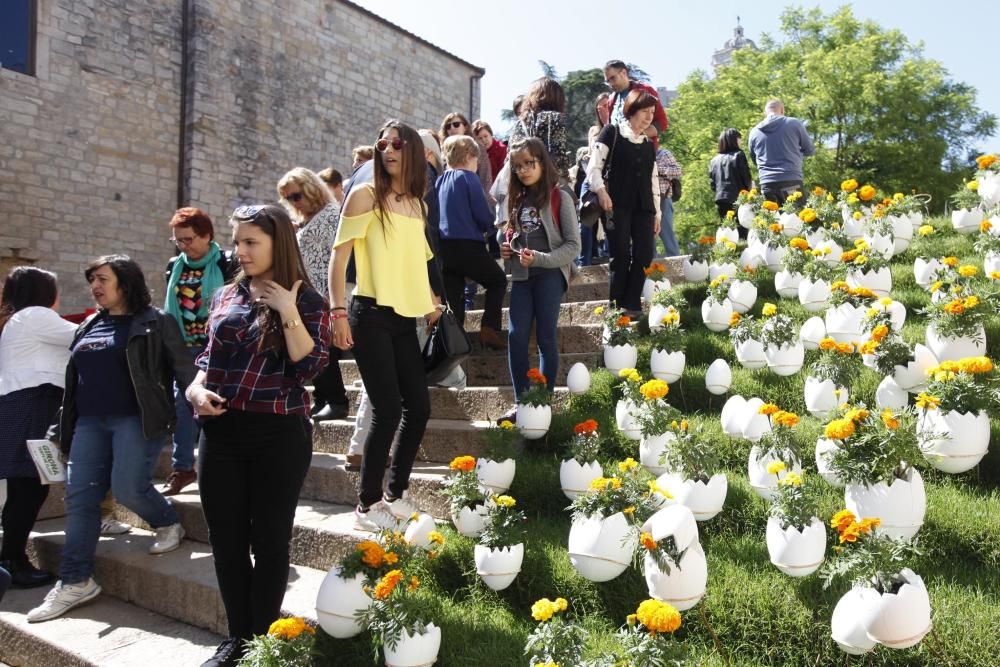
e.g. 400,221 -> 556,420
162,469 -> 197,496
479,326 -> 507,350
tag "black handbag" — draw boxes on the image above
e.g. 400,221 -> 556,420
578,126 -> 618,223
670,177 -> 682,202
422,304 -> 472,385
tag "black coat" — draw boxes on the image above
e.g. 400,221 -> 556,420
709,150 -> 753,203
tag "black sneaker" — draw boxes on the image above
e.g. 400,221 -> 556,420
1,559 -> 55,589
200,637 -> 246,667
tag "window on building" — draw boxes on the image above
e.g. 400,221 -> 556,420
0,0 -> 36,76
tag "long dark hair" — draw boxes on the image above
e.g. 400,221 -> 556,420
85,255 -> 151,315
0,266 -> 58,335
372,120 -> 428,223
718,128 -> 742,153
524,76 -> 566,114
506,138 -> 559,227
230,204 -> 313,355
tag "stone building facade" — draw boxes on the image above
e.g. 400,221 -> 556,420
0,0 -> 483,311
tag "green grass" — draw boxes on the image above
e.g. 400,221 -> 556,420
317,219 -> 1000,666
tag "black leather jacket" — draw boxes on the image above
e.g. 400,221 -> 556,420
57,306 -> 197,455
709,150 -> 754,203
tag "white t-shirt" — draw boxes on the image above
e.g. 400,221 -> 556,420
0,306 -> 78,396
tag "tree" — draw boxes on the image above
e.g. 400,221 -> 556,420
665,6 -> 996,242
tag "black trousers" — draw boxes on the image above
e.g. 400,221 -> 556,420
717,200 -> 747,240
762,180 -> 803,207
0,476 -> 49,564
608,206 -> 655,311
440,238 -> 507,331
311,345 -> 348,409
199,410 -> 312,639
349,297 -> 431,508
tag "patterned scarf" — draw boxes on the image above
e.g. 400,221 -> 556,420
164,241 -> 224,345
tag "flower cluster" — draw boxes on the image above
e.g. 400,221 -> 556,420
820,509 -> 920,594
241,616 -> 316,667
570,457 -> 663,524
822,404 -> 922,487
443,455 -> 486,514
830,510 -> 880,544
596,305 -> 637,347
643,261 -> 668,281
480,493 -> 526,549
917,357 -> 999,414
483,419 -> 520,461
520,367 -> 553,407
769,470 -> 824,531
525,597 -> 586,667
634,599 -> 682,635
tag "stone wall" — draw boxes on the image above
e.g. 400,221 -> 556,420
1,0 -> 483,311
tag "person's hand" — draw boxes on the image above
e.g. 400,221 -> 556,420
654,216 -> 662,236
598,189 -> 613,212
500,241 -> 513,260
425,307 -> 443,333
332,317 -> 353,350
187,384 -> 227,416
256,279 -> 302,315
519,248 -> 536,267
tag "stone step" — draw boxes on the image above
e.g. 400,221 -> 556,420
314,417 -> 493,462
28,517 -> 327,637
471,278 -> 606,309
465,323 -> 602,355
340,351 -> 602,388
342,385 -> 570,422
464,299 -> 607,331
0,587 -> 222,667
111,485 -> 366,573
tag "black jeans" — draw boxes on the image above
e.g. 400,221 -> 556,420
608,206 -> 655,311
349,296 -> 431,508
717,200 -> 747,240
311,345 -> 348,409
199,410 -> 312,639
0,476 -> 50,564
762,180 -> 803,207
440,239 -> 507,331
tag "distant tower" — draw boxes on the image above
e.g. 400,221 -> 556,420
711,17 -> 759,71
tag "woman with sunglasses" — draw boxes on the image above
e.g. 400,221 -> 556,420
277,167 -> 349,422
440,112 -> 493,203
329,120 -> 443,532
184,205 -> 330,666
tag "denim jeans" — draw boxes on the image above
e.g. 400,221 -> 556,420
61,415 -> 178,584
658,197 -> 679,256
577,222 -> 594,266
508,269 -> 564,400
171,345 -> 203,471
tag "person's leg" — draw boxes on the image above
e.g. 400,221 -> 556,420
440,241 -> 468,327
0,476 -> 50,565
200,413 -> 254,640
533,271 -> 565,393
506,279 -> 534,401
460,241 -> 508,333
385,323 -> 431,502
658,197 -> 679,256
246,415 -> 312,637
108,416 -> 179,529
577,221 -> 593,266
625,210 -> 655,311
608,207 -> 632,308
0,563 -> 10,602
165,346 -> 202,494
310,345 -> 348,419
716,200 -> 732,220
59,417 -> 113,584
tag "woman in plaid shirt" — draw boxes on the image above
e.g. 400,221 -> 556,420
185,204 -> 330,667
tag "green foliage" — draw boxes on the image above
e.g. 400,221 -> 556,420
239,625 -> 315,667
442,466 -> 487,514
769,472 -> 824,530
480,495 -> 527,549
656,420 -> 721,483
482,421 -> 521,461
825,406 -> 924,486
524,605 -> 588,667
569,462 -> 657,523
820,516 -> 922,592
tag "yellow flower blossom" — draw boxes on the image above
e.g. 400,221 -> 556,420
915,393 -> 941,410
635,599 -> 682,635
766,461 -> 787,475
761,302 -> 777,317
824,418 -> 856,441
780,472 -> 802,486
918,224 -> 934,236
639,379 -> 670,401
880,408 -> 900,430
499,420 -> 515,430
958,265 -> 978,277
268,617 -> 315,640
618,458 -> 639,473
494,495 -> 516,508
841,179 -> 859,192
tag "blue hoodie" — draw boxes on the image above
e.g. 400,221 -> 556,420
435,168 -> 495,242
748,115 -> 816,184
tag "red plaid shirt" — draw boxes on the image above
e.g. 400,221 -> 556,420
196,280 -> 331,416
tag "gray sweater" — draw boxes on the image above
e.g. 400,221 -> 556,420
498,190 -> 580,287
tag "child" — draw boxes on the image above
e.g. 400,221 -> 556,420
496,138 -> 580,423
436,135 -> 508,349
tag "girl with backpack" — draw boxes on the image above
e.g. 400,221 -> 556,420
496,138 -> 580,423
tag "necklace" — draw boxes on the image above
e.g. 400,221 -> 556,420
391,189 -> 406,202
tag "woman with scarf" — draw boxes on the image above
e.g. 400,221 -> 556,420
162,208 -> 238,495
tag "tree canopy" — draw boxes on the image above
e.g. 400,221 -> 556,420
665,6 -> 996,241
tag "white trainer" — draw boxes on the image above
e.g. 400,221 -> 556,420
353,506 -> 399,533
149,523 -> 185,554
382,493 -> 419,521
99,518 -> 131,535
27,578 -> 102,622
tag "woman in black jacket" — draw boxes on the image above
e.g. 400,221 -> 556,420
709,128 -> 754,223
28,255 -> 195,623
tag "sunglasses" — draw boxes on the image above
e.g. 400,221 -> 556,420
447,121 -> 465,130
285,192 -> 304,203
375,137 -> 406,152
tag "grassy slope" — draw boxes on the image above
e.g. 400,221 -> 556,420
318,221 -> 1000,666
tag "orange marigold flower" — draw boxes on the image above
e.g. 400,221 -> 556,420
980,220 -> 993,233
762,200 -> 779,211
640,531 -> 658,551
574,419 -> 599,435
839,522 -> 862,543
357,541 -> 385,568
840,250 -> 859,262
858,517 -> 881,533
819,337 -> 838,351
880,408 -> 900,430
871,324 -> 889,342
616,315 -> 631,327
698,236 -> 716,245
943,300 -> 966,316
976,154 -> 998,170
836,342 -> 855,355
772,410 -> 800,428
758,403 -> 780,415
728,311 -> 741,327
858,185 -> 877,201
830,509 -> 856,532
769,223 -> 783,233
373,569 -> 403,600
789,237 -> 810,251
813,186 -> 826,196
449,455 -> 477,472
526,368 -> 547,384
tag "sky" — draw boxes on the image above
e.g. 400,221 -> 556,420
353,0 -> 1000,154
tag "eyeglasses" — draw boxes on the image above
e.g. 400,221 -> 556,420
375,137 -> 406,152
447,121 -> 465,130
512,160 -> 539,174
285,192 -> 304,203
169,235 -> 196,247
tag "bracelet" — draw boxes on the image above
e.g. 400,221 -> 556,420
331,312 -> 348,320
283,318 -> 301,330
330,306 -> 346,312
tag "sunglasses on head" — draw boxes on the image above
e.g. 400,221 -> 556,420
375,137 -> 406,152
231,205 -> 274,226
447,120 -> 465,129
285,192 -> 304,203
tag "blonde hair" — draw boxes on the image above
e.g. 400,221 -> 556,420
352,145 -> 374,164
442,135 -> 479,168
277,167 -> 332,222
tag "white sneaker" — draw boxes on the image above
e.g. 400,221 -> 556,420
353,506 -> 398,532
149,523 -> 184,554
100,518 -> 131,535
382,493 -> 419,521
27,578 -> 102,622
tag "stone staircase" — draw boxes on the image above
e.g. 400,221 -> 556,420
0,261 -> 685,666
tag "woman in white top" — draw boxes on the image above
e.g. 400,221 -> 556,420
0,267 -> 77,588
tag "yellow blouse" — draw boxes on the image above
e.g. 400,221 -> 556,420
334,207 -> 435,318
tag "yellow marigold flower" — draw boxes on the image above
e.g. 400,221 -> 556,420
854,254 -> 869,266
878,296 -> 893,306
495,495 -> 516,508
728,311 -> 741,327
428,531 -> 445,545
858,185 -> 876,201
758,403 -> 780,415
915,393 -> 941,410
773,410 -> 800,428
845,408 -> 869,423
762,200 -> 779,211
769,223 -> 783,233
623,505 -> 635,515
958,265 -> 978,277
589,477 -> 622,492
957,356 -> 993,374
619,367 -> 641,383
661,310 -> 680,326
840,250 -> 858,262
635,599 -> 682,635
967,180 -> 979,191
647,480 -> 673,499
824,418 -> 856,441
408,575 -> 420,592
858,517 -> 881,533
499,420 -> 515,430
709,275 -> 729,288
977,154 -> 998,170
531,598 -> 557,622
640,531 -> 658,551
680,419 -> 689,430
929,280 -> 942,293
383,551 -> 398,565
780,471 -> 802,486
980,220 -> 993,233
449,455 -> 477,473
827,193 -> 835,202
871,324 -> 889,342
830,509 -> 856,532
839,522 -> 862,543
789,237 -> 810,251
964,295 -> 980,308
918,224 -> 935,236
819,337 -> 838,351
766,460 -> 787,475
726,209 -> 735,219
798,207 -> 818,223
847,193 -> 859,204
851,287 -> 875,299
841,178 -> 859,192
933,370 -> 956,382
594,306 -> 604,315
268,617 -> 315,640
761,302 -> 777,317
942,256 -> 959,267
626,614 -> 638,627
373,569 -> 404,600
554,597 -> 568,612
866,308 -> 879,318
639,379 -> 670,401
618,457 -> 639,473
724,240 -> 737,249
880,408 -> 900,430
859,340 -> 879,355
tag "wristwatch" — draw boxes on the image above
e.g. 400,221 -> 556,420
283,318 -> 301,330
